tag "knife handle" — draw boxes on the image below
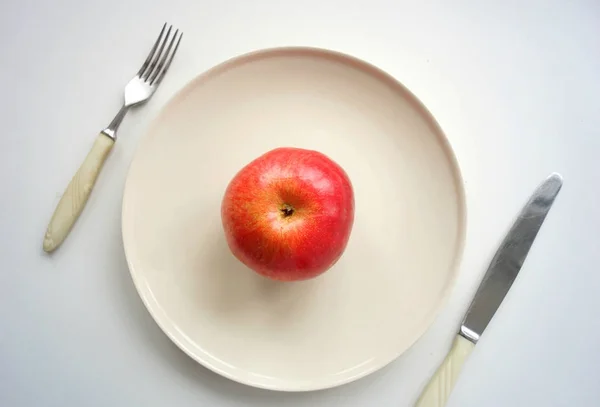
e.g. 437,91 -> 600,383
43,134 -> 115,253
415,335 -> 474,407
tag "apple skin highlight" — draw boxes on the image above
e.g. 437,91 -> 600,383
221,147 -> 355,281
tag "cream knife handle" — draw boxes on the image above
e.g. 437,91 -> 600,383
415,335 -> 475,407
43,134 -> 115,252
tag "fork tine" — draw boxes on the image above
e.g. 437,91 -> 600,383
143,25 -> 172,80
153,31 -> 182,86
149,29 -> 178,84
137,23 -> 166,77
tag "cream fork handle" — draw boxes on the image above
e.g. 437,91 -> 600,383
43,134 -> 114,252
415,335 -> 475,407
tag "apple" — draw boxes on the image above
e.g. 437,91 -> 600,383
221,147 -> 355,281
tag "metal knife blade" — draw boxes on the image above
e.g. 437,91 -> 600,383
459,173 -> 563,343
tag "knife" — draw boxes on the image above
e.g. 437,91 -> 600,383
415,173 -> 563,407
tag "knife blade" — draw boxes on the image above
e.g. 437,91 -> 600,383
416,173 -> 563,407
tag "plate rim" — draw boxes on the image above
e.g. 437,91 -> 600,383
121,46 -> 467,391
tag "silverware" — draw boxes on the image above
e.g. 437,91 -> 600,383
43,24 -> 183,253
416,173 -> 563,407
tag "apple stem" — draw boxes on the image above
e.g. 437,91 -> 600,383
281,204 -> 295,218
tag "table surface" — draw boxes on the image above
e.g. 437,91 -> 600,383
2,1 -> 599,406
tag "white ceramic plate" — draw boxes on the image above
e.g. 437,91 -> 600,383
122,47 -> 466,391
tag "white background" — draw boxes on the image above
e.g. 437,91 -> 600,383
1,0 -> 599,406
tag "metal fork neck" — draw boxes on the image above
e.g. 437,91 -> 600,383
101,105 -> 130,140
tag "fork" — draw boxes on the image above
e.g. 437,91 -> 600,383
43,24 -> 183,253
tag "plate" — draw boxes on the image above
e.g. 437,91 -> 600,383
122,47 -> 466,391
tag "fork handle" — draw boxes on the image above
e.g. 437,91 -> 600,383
43,134 -> 115,252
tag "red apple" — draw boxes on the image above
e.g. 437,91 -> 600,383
221,147 -> 355,281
